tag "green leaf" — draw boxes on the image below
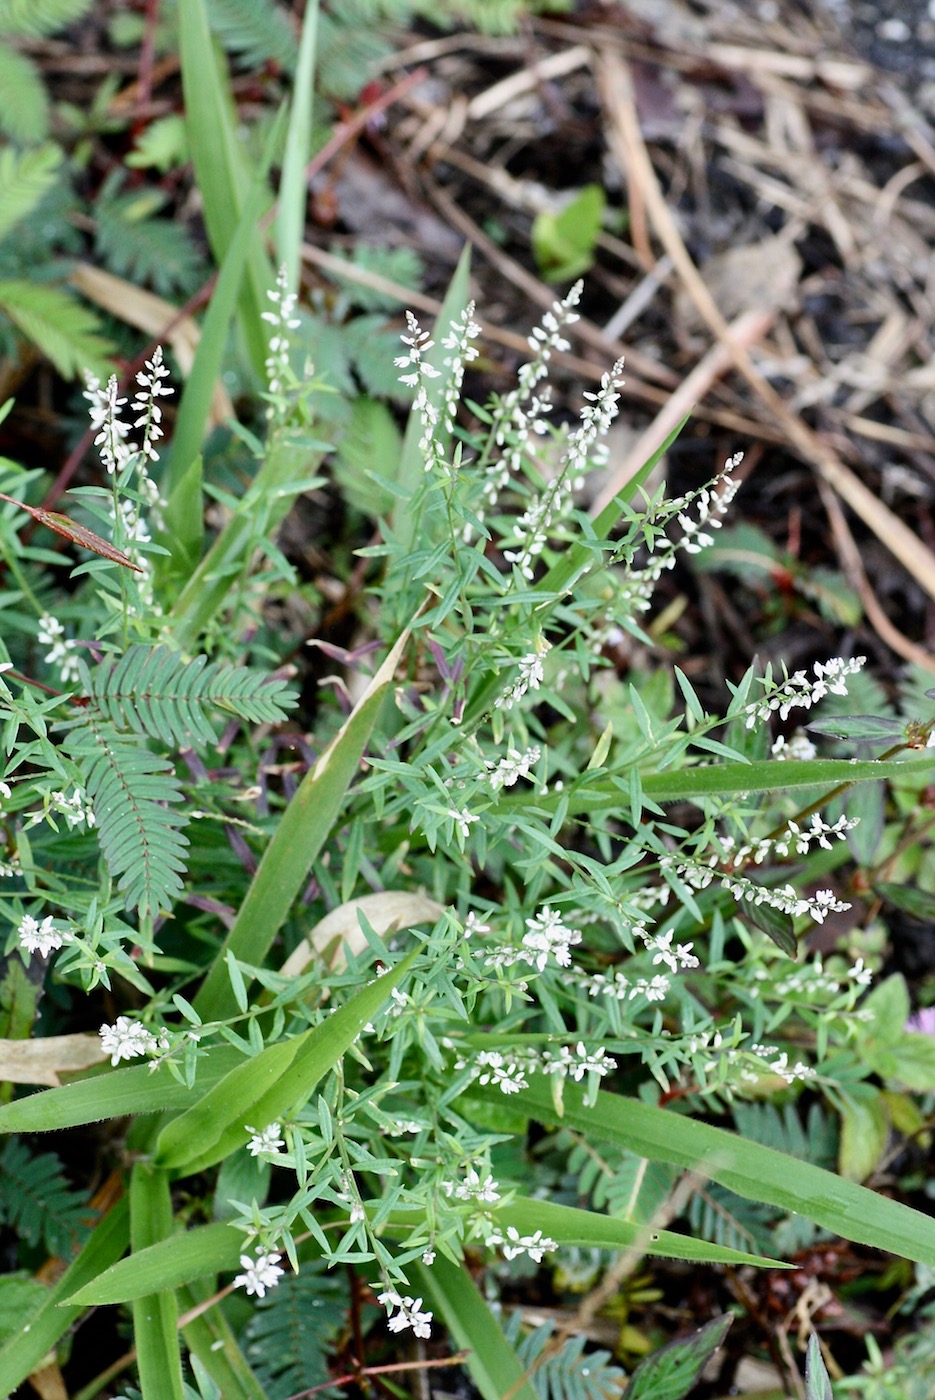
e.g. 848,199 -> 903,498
275,0 -> 318,292
838,1092 -> 890,1182
626,1314 -> 732,1400
179,0 -> 275,378
0,278 -> 113,379
131,1163 -> 185,1399
157,948 -> 418,1173
194,624 -> 411,1021
0,1045 -> 243,1135
0,1197 -> 129,1395
806,714 -> 905,742
63,714 -> 189,917
410,1255 -> 541,1400
0,0 -> 94,39
0,142 -> 62,241
84,644 -> 296,749
487,1079 -> 935,1265
805,1333 -> 833,1400
740,897 -> 797,956
64,1220 -> 240,1306
875,882 -> 935,922
0,43 -> 47,142
532,184 -> 605,282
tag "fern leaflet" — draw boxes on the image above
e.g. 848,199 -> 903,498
0,278 -> 112,378
504,1313 -> 627,1400
204,0 -> 296,71
0,0 -> 94,38
0,1138 -> 93,1259
83,644 -> 296,749
94,187 -> 204,297
244,1265 -> 346,1400
0,43 -> 47,142
63,715 -> 189,917
0,142 -> 62,242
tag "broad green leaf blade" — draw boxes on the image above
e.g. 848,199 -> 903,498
159,948 -> 418,1173
806,715 -> 905,742
493,1197 -> 784,1269
0,1044 -> 243,1135
65,1221 -> 240,1307
627,1314 -> 733,1400
194,624 -> 412,1021
275,0 -> 318,291
178,0 -> 274,378
876,882 -> 935,922
409,1255 -> 540,1400
488,1080 -> 935,1265
131,1162 -> 185,1400
0,1197 -> 129,1395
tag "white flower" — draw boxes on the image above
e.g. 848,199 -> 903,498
486,1226 -> 557,1263
245,1122 -> 285,1156
377,1288 -> 433,1339
447,806 -> 478,840
521,906 -> 582,971
233,1250 -> 285,1298
18,913 -> 66,958
37,614 -> 81,684
443,1168 -> 501,1204
487,744 -> 541,791
495,646 -> 549,710
98,1015 -> 159,1066
463,911 -> 491,937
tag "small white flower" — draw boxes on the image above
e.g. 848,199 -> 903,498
377,1288 -> 433,1339
98,1015 -> 158,1066
18,913 -> 66,958
422,1248 -> 436,1265
245,1122 -> 285,1156
486,1226 -> 557,1263
447,806 -> 478,840
233,1251 -> 285,1298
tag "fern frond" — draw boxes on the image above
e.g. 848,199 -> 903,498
204,0 -> 296,71
0,142 -> 62,241
504,1313 -> 627,1400
0,0 -> 94,38
317,12 -> 391,99
0,43 -> 48,142
95,189 -> 204,297
84,645 -> 296,750
63,716 -> 189,917
0,278 -> 112,378
245,1265 -> 345,1400
0,1138 -> 92,1259
686,1183 -> 774,1257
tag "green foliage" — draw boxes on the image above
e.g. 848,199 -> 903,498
94,183 -> 205,298
0,0 -> 94,39
0,1137 -> 92,1258
244,1265 -> 346,1400
532,185 -> 606,283
0,278 -> 113,377
0,43 -> 48,142
626,1315 -> 732,1400
503,1312 -> 626,1400
0,141 -> 61,240
204,0 -> 297,72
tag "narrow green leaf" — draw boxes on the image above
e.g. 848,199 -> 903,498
194,624 -> 411,1021
627,1314 -> 733,1400
805,1333 -> 833,1400
159,948 -> 418,1173
64,1220 -> 240,1306
409,1255 -> 541,1400
487,1079 -> 935,1265
0,1045 -> 244,1135
806,714 -> 905,742
741,899 -> 797,957
0,1197 -> 129,1395
876,882 -> 935,922
131,1162 -> 185,1400
275,0 -> 318,291
180,1282 -> 268,1400
161,452 -> 203,582
178,0 -> 274,377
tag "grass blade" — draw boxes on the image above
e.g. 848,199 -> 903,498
275,0 -> 319,292
194,623 -> 411,1021
495,1080 -> 935,1265
131,1162 -> 185,1399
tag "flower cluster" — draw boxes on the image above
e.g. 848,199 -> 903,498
744,656 -> 865,728
485,1226 -> 557,1262
486,744 -> 541,791
233,1250 -> 285,1299
38,615 -> 81,685
18,912 -> 69,958
663,855 -> 851,924
442,1168 -> 501,1204
580,970 -> 672,1003
771,730 -> 817,761
98,1015 -> 168,1066
454,1041 -> 617,1094
439,301 -> 481,430
395,310 -> 442,469
718,813 -> 858,867
495,644 -> 549,711
377,1287 -> 433,1339
261,266 -> 302,398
